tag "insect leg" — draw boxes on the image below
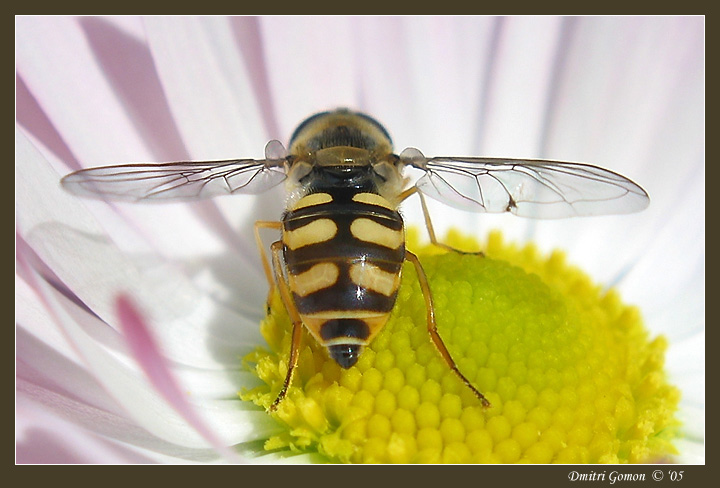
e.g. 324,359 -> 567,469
405,250 -> 491,408
254,220 -> 283,307
399,187 -> 484,256
268,240 -> 304,412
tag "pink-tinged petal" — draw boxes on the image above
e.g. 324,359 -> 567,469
16,17 -> 236,260
470,17 -> 564,158
27,219 -> 264,368
18,128 -> 279,450
18,254 -> 212,463
17,128 -> 267,369
115,294 -> 242,462
20,255 -> 279,451
143,16 -> 285,254
17,252 -> 208,449
534,17 -> 704,281
16,129 -> 154,255
17,268 -> 83,368
351,17 -> 428,148
229,17 -> 281,139
17,374 -> 237,463
16,17 -> 152,164
349,17 -> 503,243
16,392 -> 159,464
144,17 -> 266,159
344,17 -> 493,155
16,16 -> 703,464
15,73 -> 81,172
98,15 -> 147,39
260,16 -> 359,139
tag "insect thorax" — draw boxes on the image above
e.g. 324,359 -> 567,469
288,109 -> 393,156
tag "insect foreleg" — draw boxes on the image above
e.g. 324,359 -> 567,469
254,220 -> 283,308
268,240 -> 305,412
405,250 -> 491,408
399,187 -> 484,256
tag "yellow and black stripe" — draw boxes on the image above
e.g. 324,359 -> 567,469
282,187 -> 405,368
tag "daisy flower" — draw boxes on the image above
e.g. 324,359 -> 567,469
16,16 -> 704,463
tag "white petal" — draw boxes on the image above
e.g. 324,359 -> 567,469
144,16 -> 266,159
16,16 -> 152,163
355,17 -> 493,155
620,170 -> 704,336
472,17 -> 564,158
99,15 -> 146,40
260,16 -> 359,139
673,401 -> 705,464
667,331 -> 704,406
532,17 -> 704,282
17,275 -> 83,367
352,16 -> 427,148
115,294 -> 277,459
249,451 -> 328,464
349,17 -> 507,244
16,390 -> 162,463
17,16 -> 241,259
172,364 -> 263,399
143,16 -> 287,260
31,272 -> 278,449
18,130 -> 274,449
17,378 -> 234,463
17,128 -> 263,368
17,15 -> 703,463
674,437 -> 705,465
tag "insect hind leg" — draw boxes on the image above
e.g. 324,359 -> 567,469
268,240 -> 304,412
405,250 -> 491,408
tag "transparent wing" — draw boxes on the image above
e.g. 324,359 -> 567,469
61,159 -> 287,201
61,139 -> 288,202
401,148 -> 649,218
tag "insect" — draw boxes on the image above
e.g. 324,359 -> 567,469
62,109 -> 649,411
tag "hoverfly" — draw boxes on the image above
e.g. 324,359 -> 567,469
62,109 -> 649,410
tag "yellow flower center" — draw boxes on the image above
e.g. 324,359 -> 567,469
241,229 -> 680,463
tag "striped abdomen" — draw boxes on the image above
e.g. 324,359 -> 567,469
282,190 -> 405,368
